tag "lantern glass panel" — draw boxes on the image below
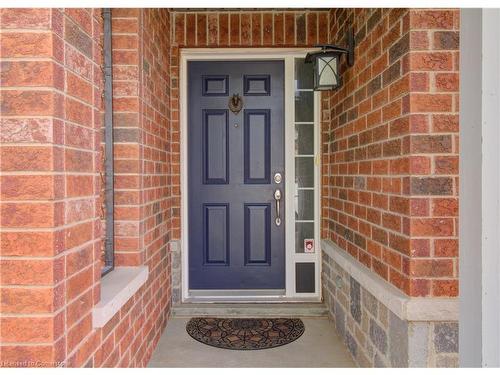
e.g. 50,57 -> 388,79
317,55 -> 338,87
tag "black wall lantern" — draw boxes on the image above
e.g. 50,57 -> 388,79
305,28 -> 355,91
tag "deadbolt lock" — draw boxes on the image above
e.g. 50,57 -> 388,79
273,172 -> 282,184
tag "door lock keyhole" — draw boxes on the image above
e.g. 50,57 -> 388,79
273,172 -> 282,184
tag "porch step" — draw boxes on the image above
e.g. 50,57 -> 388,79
171,303 -> 329,318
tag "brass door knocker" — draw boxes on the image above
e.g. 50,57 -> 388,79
228,93 -> 243,114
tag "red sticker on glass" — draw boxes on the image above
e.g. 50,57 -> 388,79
304,239 -> 315,253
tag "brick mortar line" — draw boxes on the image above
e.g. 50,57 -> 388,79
0,172 -> 99,177
325,214 -> 412,243
112,95 -> 141,99
327,198 -> 458,218
0,62 -> 100,87
410,28 -> 460,32
324,164 -> 457,172
0,57 -> 54,61
0,342 -> 58,346
109,173 -> 142,176
0,251 -> 102,263
0,195 -> 101,203
110,16 -> 138,20
325,171 -> 459,177
109,110 -> 140,114
325,140 -> 457,153
111,65 -> 139,70
112,47 -> 139,52
0,144 -> 61,149
327,205 -> 453,238
326,207 -> 458,218
0,310 -> 66,319
112,83 -> 142,88
0,216 -> 101,232
0,228 -> 60,234
325,152 -> 459,160
323,213 -> 457,245
0,29 -> 53,34
0,87 -> 76,92
336,243 -> 410,282
0,88 -> 103,111
172,10 -> 329,14
329,108 -> 457,129
0,282 -> 67,289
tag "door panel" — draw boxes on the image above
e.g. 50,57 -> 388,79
203,204 -> 229,265
244,203 -> 271,265
203,109 -> 229,184
244,109 -> 270,184
188,60 -> 285,290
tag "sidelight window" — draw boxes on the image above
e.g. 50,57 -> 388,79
291,57 -> 319,294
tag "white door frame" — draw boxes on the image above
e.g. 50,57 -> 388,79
179,48 -> 321,302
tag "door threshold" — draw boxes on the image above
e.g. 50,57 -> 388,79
184,291 -> 320,304
189,289 -> 285,297
187,289 -> 289,303
183,298 -> 322,304
172,301 -> 328,317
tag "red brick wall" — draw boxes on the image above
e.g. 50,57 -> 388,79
111,8 -> 173,267
87,8 -> 172,367
406,9 -> 459,297
1,8 -> 172,367
172,10 -> 329,47
111,8 -> 143,267
321,8 -> 459,297
1,8 -> 102,366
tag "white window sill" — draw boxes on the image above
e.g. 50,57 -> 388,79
92,266 -> 148,328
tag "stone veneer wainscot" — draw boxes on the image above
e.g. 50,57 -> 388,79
321,240 -> 459,367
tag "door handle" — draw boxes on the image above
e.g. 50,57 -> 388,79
274,189 -> 282,226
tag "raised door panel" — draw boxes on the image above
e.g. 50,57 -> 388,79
244,109 -> 270,184
204,204 -> 229,265
203,109 -> 229,184
244,204 -> 271,265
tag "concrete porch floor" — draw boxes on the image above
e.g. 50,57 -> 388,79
148,317 -> 355,367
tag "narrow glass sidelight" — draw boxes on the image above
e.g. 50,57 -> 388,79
293,58 -> 318,266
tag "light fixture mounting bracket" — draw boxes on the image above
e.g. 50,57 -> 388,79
305,27 -> 355,67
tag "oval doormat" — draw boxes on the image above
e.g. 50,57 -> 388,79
186,317 -> 305,350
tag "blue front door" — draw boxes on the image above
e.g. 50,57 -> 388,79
188,60 -> 285,290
